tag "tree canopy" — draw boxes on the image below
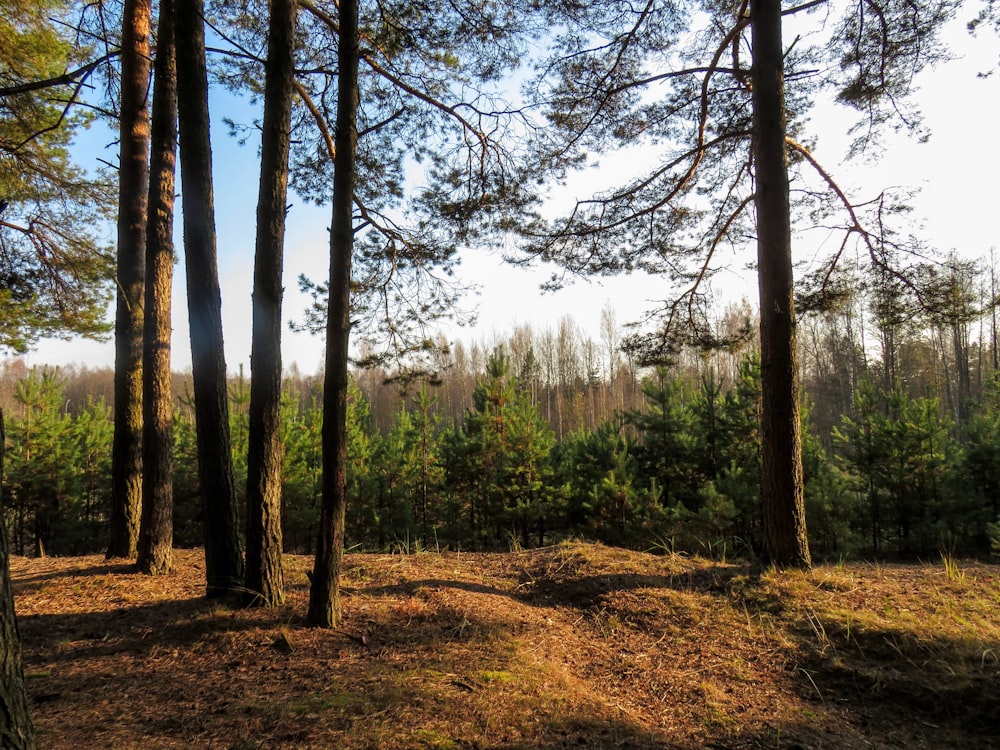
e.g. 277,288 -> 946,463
519,0 -> 960,351
0,0 -> 115,353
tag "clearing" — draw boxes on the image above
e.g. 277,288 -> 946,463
11,542 -> 1000,749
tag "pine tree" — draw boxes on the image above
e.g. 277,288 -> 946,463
244,0 -> 297,608
0,409 -> 36,749
107,0 -> 151,561
408,387 -> 445,545
343,380 -> 377,546
627,370 -> 698,512
176,0 -> 244,596
307,0 -> 360,628
0,0 -> 115,353
6,369 -> 72,556
137,0 -> 178,576
450,351 -> 562,548
279,391 -> 323,554
501,380 -> 562,548
522,0 -> 959,567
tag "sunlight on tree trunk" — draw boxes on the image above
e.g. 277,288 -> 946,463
137,0 -> 178,576
108,0 -> 151,561
750,0 -> 810,568
0,410 -> 36,749
245,0 -> 297,607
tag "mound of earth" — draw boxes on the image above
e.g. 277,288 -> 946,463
11,543 -> 1000,748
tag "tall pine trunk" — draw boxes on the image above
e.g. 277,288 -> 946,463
750,0 -> 811,568
176,0 -> 244,596
108,0 -> 151,560
0,410 -> 35,750
137,0 -> 177,576
308,0 -> 359,628
245,0 -> 297,607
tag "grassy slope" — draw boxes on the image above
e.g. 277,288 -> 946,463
11,543 -> 1000,749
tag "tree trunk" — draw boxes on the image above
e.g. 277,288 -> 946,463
137,0 -> 177,576
308,0 -> 360,628
750,0 -> 811,568
245,0 -> 297,607
952,320 -> 970,433
108,0 -> 151,560
176,0 -> 244,596
0,410 -> 36,749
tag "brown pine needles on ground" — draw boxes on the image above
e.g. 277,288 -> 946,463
11,542 -> 1000,749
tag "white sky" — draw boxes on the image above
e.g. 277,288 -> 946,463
20,11 -> 1000,375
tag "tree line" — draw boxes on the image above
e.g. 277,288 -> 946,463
4,279 -> 999,561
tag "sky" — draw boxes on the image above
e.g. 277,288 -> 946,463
19,10 -> 1000,376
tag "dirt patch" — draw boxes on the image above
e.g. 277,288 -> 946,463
12,544 -> 1000,749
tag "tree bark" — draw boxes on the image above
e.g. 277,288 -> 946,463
137,0 -> 177,577
0,410 -> 36,750
750,0 -> 811,568
176,0 -> 244,596
108,0 -> 151,560
245,0 -> 297,607
308,0 -> 360,628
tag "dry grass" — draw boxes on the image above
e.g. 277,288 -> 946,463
11,542 -> 1000,749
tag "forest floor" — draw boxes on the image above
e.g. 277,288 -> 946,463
11,542 -> 1000,749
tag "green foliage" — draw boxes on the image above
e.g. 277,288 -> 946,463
229,366 -> 251,515
557,422 -> 661,547
626,370 -> 698,509
8,344 -> 1000,561
801,403 -> 852,559
443,351 -> 564,549
365,404 -> 416,548
988,520 -> 1000,559
280,391 -> 323,553
714,357 -> 764,550
834,382 -> 957,556
2,368 -> 111,555
618,357 -> 768,555
342,380 -> 378,548
0,0 -> 115,351
955,376 -> 1000,555
171,397 -> 202,548
367,386 -> 447,550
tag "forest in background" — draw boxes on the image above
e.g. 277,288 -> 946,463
5,0 -> 1000,745
4,249 -> 1000,562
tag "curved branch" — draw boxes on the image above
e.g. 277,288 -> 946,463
666,186 -> 754,338
785,136 -> 874,286
538,128 -> 751,243
553,11 -> 750,244
293,79 -> 336,162
298,0 -> 495,182
9,66 -> 96,152
359,56 -> 489,153
0,51 -> 120,97
786,135 -> 932,308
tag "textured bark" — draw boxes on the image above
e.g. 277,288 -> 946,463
245,0 -> 297,607
750,0 -> 811,568
176,0 -> 244,595
0,411 -> 36,749
308,0 -> 359,628
108,0 -> 151,560
137,0 -> 177,577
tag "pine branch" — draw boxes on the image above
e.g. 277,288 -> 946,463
0,51 -> 120,98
